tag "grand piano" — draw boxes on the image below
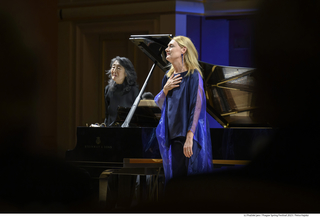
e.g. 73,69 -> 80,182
66,34 -> 272,185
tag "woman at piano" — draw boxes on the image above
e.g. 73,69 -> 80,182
154,36 -> 213,182
104,56 -> 139,126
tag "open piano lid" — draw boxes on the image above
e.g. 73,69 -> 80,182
130,34 -> 269,128
129,34 -> 173,72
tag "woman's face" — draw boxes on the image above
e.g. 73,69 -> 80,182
165,39 -> 185,63
111,60 -> 127,84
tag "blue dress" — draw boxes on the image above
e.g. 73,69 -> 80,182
155,70 -> 213,182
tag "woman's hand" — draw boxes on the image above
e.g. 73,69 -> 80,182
163,73 -> 182,96
184,131 -> 194,158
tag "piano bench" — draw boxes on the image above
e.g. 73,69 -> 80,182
123,158 -> 250,166
212,159 -> 250,165
98,159 -> 250,204
99,166 -> 163,204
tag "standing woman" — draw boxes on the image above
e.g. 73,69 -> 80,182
104,56 -> 139,126
155,36 -> 213,182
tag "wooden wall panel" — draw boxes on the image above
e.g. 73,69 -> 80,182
1,0 -> 59,156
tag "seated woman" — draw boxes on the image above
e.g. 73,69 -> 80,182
103,56 -> 140,209
104,56 -> 139,126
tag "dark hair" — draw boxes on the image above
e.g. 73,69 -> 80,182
105,56 -> 138,91
142,92 -> 154,100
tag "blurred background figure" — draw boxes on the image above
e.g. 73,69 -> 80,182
141,92 -> 154,100
104,56 -> 139,126
0,6 -> 95,213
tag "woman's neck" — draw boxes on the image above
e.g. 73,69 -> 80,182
113,80 -> 126,89
172,61 -> 187,73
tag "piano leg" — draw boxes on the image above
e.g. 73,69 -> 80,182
99,167 -> 164,208
99,169 -> 117,203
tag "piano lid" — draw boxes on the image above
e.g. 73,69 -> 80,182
129,34 -> 173,72
130,34 -> 269,128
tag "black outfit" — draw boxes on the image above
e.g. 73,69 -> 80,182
103,80 -> 139,210
104,81 -> 139,126
170,137 -> 189,178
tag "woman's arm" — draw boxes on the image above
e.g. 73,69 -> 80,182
154,75 -> 167,109
184,130 -> 194,158
184,72 -> 204,158
163,73 -> 182,95
188,72 -> 203,134
154,90 -> 166,110
155,73 -> 182,109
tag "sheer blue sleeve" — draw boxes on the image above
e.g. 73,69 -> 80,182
187,71 -> 213,176
155,74 -> 172,182
188,72 -> 203,134
155,90 -> 166,110
154,75 -> 168,110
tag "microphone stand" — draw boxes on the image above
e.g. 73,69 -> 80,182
121,61 -> 157,128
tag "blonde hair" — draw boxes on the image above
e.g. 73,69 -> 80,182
167,36 -> 202,78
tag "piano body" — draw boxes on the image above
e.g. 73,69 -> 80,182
65,34 -> 272,184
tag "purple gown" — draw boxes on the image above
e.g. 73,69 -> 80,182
154,70 -> 213,182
